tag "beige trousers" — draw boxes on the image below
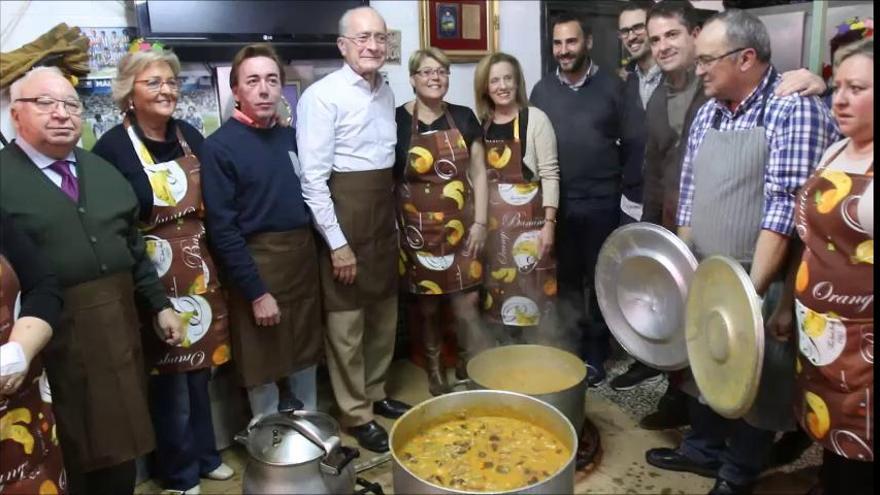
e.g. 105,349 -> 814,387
324,296 -> 398,427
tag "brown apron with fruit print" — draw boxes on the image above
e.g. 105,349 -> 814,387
482,116 -> 556,326
398,107 -> 481,294
0,255 -> 66,494
793,143 -> 874,462
125,119 -> 231,373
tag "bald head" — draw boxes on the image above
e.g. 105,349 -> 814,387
10,67 -> 83,159
339,6 -> 386,37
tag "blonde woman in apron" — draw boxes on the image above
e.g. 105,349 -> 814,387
395,48 -> 489,395
473,53 -> 560,344
769,38 -> 874,495
93,49 -> 233,494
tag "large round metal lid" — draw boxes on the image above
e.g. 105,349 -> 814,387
685,256 -> 764,419
595,223 -> 698,370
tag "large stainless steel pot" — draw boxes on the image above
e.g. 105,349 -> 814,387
390,390 -> 577,494
463,345 -> 587,436
235,410 -> 359,494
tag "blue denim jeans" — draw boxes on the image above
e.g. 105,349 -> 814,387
679,396 -> 775,486
149,368 -> 222,491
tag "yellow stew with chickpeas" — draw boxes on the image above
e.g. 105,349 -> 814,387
398,413 -> 570,492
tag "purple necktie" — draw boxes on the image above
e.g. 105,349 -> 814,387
49,160 -> 79,202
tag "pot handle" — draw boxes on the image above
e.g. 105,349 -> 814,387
289,417 -> 342,459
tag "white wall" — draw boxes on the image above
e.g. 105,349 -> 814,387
0,0 -> 542,141
373,0 -> 542,109
0,0 -> 133,139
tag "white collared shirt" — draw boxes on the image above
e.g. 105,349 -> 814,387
296,63 -> 396,250
16,137 -> 77,187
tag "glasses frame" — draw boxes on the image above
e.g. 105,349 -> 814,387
340,32 -> 389,47
14,96 -> 84,116
414,67 -> 450,78
134,78 -> 182,93
695,47 -> 750,69
618,22 -> 647,39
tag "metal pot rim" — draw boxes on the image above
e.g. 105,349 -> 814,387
466,344 -> 587,395
389,390 -> 578,494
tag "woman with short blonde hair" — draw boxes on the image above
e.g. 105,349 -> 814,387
111,50 -> 182,113
93,46 -> 233,494
770,37 -> 873,495
395,48 -> 489,395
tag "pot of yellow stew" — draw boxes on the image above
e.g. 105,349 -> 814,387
463,345 -> 587,436
390,390 -> 577,494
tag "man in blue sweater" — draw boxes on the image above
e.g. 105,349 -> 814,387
531,12 -> 640,386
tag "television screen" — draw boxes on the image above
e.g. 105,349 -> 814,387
137,0 -> 366,42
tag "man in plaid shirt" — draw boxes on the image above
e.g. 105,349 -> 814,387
646,9 -> 839,495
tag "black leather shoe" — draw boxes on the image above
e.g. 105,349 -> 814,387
347,421 -> 389,453
645,448 -> 720,478
639,388 -> 689,430
373,398 -> 411,419
709,478 -> 754,495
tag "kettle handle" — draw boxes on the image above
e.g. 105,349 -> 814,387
289,416 -> 343,458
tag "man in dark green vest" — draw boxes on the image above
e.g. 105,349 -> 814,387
0,66 -> 182,495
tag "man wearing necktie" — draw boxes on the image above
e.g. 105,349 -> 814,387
0,66 -> 183,495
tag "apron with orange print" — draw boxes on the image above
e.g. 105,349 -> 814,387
0,255 -> 66,494
793,144 -> 873,461
398,107 -> 482,295
482,115 -> 556,326
125,118 -> 231,373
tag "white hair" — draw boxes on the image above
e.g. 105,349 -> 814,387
9,66 -> 68,102
338,6 -> 386,36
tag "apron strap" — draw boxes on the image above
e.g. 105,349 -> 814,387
411,102 -> 420,135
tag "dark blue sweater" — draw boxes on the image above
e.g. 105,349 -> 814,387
530,68 -> 638,204
200,118 -> 311,301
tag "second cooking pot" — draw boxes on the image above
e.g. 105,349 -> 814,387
463,344 -> 587,435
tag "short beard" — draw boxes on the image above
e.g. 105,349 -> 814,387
559,51 -> 588,74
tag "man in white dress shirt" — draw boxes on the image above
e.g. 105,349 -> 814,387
297,6 -> 410,453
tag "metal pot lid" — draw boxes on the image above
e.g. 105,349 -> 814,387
595,222 -> 698,370
246,411 -> 343,466
685,255 -> 764,419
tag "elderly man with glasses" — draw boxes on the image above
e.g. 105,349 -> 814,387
0,66 -> 183,495
297,6 -> 411,453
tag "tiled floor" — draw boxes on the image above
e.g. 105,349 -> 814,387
135,358 -> 818,494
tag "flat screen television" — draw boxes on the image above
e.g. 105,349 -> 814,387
134,0 -> 368,61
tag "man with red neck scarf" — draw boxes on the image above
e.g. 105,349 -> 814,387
201,44 -> 323,424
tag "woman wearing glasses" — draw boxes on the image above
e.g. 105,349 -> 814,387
474,52 -> 560,341
395,48 -> 490,395
93,48 -> 233,494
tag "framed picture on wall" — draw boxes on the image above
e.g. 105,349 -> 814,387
419,0 -> 499,62
279,80 -> 301,128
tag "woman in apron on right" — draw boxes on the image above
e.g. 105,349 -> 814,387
473,53 -> 560,343
769,38 -> 874,494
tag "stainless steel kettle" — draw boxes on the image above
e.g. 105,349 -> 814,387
236,409 -> 359,494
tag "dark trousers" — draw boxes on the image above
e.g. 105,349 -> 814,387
556,198 -> 619,370
820,449 -> 874,494
149,368 -> 222,491
65,459 -> 137,495
679,396 -> 775,486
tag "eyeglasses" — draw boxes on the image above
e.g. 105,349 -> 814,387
618,23 -> 646,39
15,96 -> 84,116
135,78 -> 181,93
414,67 -> 450,78
695,47 -> 749,69
341,32 -> 388,46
